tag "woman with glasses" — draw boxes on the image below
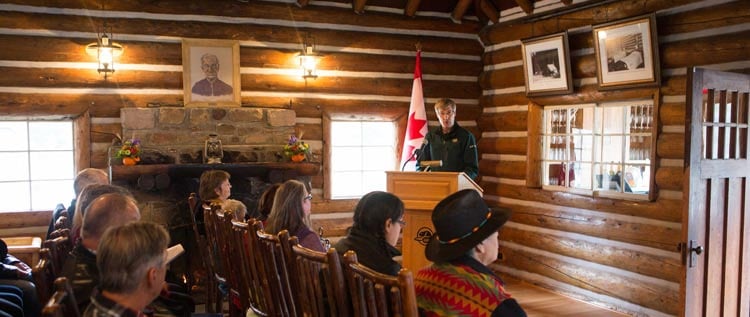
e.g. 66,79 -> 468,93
265,179 -> 325,252
334,191 -> 405,276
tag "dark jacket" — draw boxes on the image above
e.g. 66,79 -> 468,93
61,243 -> 99,312
417,123 -> 479,179
334,227 -> 402,276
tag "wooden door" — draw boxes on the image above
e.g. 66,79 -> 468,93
682,68 -> 750,316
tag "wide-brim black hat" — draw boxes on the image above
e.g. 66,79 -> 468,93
425,189 -> 511,262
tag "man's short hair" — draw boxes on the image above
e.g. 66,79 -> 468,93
73,168 -> 109,195
434,98 -> 457,111
81,193 -> 140,241
97,222 -> 169,293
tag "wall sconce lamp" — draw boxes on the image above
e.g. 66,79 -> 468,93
85,23 -> 123,80
298,34 -> 319,80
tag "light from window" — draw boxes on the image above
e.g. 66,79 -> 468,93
542,100 -> 653,198
0,121 -> 75,212
330,121 -> 396,199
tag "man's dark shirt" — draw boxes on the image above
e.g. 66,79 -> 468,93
60,242 -> 99,312
417,123 -> 479,179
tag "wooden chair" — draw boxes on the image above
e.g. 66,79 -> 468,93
41,277 -> 80,317
32,248 -> 55,305
254,221 -> 297,316
214,209 -> 246,317
42,232 -> 72,278
186,192 -> 211,304
53,211 -> 69,231
282,232 -> 350,317
202,202 -> 227,314
343,250 -> 419,317
231,219 -> 273,316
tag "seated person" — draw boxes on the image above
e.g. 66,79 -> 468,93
83,221 -> 180,317
256,183 -> 280,225
415,189 -> 526,317
334,191 -> 405,276
70,184 -> 132,243
47,168 -> 108,239
265,180 -> 325,252
0,239 -> 39,317
194,170 -> 232,235
222,199 -> 247,222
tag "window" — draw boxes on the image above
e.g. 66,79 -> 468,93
0,121 -> 75,211
541,100 -> 653,199
330,121 -> 396,199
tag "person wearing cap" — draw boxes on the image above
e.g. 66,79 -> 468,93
83,221 -> 180,317
415,189 -> 527,317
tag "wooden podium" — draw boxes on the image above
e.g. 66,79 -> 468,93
386,171 -> 482,273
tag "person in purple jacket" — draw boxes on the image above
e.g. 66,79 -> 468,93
264,180 -> 325,252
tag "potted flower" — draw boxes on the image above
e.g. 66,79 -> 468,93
283,135 -> 310,162
116,138 -> 141,166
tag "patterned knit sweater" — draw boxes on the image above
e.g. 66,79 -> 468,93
415,256 -> 525,317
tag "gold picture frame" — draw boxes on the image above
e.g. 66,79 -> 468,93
182,39 -> 241,107
593,14 -> 660,90
521,32 -> 573,96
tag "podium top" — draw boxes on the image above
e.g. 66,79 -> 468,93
386,171 -> 482,210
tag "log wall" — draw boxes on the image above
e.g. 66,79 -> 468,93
0,0 -> 482,237
478,0 -> 749,316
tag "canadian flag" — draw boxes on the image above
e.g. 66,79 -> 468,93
399,50 -> 428,171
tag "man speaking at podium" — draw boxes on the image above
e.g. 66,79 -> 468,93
417,98 -> 479,179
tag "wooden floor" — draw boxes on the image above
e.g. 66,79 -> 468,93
505,277 -> 629,316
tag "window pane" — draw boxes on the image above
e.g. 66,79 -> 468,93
0,182 -> 30,212
0,122 -> 28,151
331,122 -> 363,146
624,165 -> 649,194
331,148 -> 363,172
31,180 -> 73,211
332,171 -> 362,198
0,152 -> 29,181
362,147 -> 395,171
602,107 -> 625,134
362,122 -> 395,146
30,151 -> 75,180
601,135 -> 624,163
362,171 -> 387,193
571,162 -> 592,190
29,122 -> 73,151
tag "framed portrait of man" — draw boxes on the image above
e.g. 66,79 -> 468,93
182,39 -> 241,107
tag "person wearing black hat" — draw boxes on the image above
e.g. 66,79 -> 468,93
414,189 -> 526,317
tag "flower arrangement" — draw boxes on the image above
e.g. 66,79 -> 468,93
116,138 -> 141,165
283,135 -> 310,162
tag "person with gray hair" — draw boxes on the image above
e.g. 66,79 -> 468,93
83,222 -> 178,317
70,184 -> 133,243
61,193 -> 141,312
47,168 -> 109,238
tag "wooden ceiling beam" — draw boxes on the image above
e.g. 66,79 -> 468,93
515,0 -> 533,14
451,0 -> 473,24
404,0 -> 421,17
352,0 -> 367,14
561,0 -> 573,4
476,0 -> 499,24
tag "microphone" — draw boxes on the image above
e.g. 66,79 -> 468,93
400,139 -> 429,172
415,139 -> 429,162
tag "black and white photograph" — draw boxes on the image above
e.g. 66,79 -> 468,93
593,14 -> 660,89
521,32 -> 573,96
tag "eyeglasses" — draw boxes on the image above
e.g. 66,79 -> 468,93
304,194 -> 313,201
396,219 -> 407,227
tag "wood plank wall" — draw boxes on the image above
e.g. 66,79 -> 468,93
478,0 -> 750,316
0,0 -> 482,235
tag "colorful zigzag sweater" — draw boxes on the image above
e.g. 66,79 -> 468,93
415,260 -> 516,317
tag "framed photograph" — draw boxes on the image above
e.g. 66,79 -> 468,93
593,14 -> 660,90
182,39 -> 241,107
521,32 -> 573,96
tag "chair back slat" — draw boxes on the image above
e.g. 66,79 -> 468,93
285,235 -> 350,317
43,232 -> 72,277
232,219 -> 271,316
33,248 -> 55,304
254,222 -> 297,317
41,277 -> 80,317
343,250 -> 418,317
203,202 -> 226,313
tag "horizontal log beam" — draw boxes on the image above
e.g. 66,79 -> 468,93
660,102 -> 685,126
660,31 -> 750,69
501,226 -> 682,282
482,182 -> 682,222
655,166 -> 683,191
656,133 -> 685,160
477,111 -> 528,132
657,1 -> 750,35
502,202 -> 681,251
479,160 -> 527,179
477,137 -> 527,155
500,247 -> 679,315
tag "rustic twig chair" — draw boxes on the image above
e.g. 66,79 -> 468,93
254,222 -> 297,316
41,277 -> 80,317
343,250 -> 419,317
32,248 -> 54,305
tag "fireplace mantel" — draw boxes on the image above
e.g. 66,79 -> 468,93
109,162 -> 320,182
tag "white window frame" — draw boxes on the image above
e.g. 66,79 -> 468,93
540,99 -> 655,201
